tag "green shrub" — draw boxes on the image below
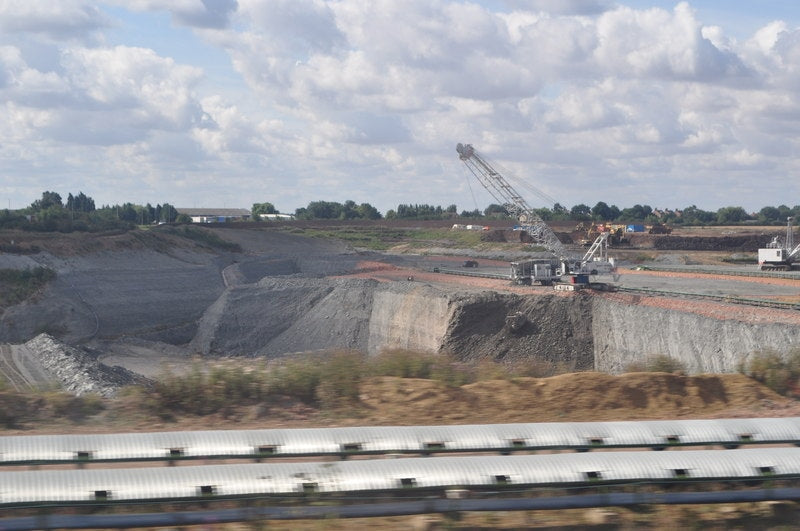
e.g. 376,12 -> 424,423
646,354 -> 686,374
269,356 -> 323,404
44,392 -> 105,422
0,267 -> 56,307
623,360 -> 648,373
0,392 -> 43,428
473,358 -> 511,381
506,358 -> 568,378
430,354 -> 476,387
370,349 -> 436,379
207,363 -> 263,402
741,348 -> 800,397
148,362 -> 225,417
622,355 -> 686,374
315,350 -> 365,409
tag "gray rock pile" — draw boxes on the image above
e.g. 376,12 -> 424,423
24,334 -> 144,396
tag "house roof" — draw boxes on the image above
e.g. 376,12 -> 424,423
176,208 -> 251,217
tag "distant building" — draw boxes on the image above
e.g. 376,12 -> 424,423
259,213 -> 295,221
176,208 -> 251,223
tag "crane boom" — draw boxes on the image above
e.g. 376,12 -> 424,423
456,143 -> 568,260
456,143 -> 616,281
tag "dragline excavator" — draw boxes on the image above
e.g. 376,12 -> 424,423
758,217 -> 800,271
456,143 -> 616,287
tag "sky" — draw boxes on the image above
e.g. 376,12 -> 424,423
1,1 -> 799,215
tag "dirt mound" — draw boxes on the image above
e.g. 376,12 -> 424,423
652,235 -> 764,251
355,373 -> 792,425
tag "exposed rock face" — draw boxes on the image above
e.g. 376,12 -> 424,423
3,227 -> 800,389
367,287 -> 455,354
440,292 -> 594,369
592,299 -> 800,374
187,272 -> 800,374
187,279 -> 573,370
191,279 -> 456,358
191,277 -> 374,357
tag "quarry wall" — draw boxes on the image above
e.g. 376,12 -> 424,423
367,288 -> 454,354
592,297 -> 800,374
188,276 -> 800,372
3,228 -> 798,376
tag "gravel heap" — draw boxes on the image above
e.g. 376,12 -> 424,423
24,334 -> 143,397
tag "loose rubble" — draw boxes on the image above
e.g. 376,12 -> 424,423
24,334 -> 144,397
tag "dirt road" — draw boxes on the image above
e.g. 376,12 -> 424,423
0,343 -> 55,391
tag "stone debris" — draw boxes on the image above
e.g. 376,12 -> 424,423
24,334 -> 142,397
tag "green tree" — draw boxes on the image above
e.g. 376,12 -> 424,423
340,200 -> 358,219
30,191 -> 63,211
549,203 -> 569,221
532,207 -> 553,221
681,205 -> 715,225
160,203 -> 177,223
716,206 -> 749,224
357,202 -> 381,220
758,206 -> 781,224
619,204 -> 652,221
484,204 -> 507,217
117,203 -> 138,222
570,204 -> 591,221
394,204 -> 448,219
252,202 -> 277,215
591,201 -> 613,221
295,200 -> 342,219
66,192 -> 95,213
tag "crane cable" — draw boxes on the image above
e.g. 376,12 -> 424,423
458,158 -> 482,215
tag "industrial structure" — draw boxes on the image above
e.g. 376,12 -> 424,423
3,418 -> 797,465
759,217 -> 800,271
2,418 -> 800,529
175,207 -> 252,223
456,143 -> 615,287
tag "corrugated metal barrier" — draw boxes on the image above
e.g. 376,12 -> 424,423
2,448 -> 800,506
2,417 -> 798,465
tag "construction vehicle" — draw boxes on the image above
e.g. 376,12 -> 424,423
648,223 -> 672,234
456,143 -> 616,287
510,259 -> 558,285
758,217 -> 800,271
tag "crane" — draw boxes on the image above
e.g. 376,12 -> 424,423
456,143 -> 616,285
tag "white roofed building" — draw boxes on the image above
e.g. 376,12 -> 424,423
176,208 -> 251,223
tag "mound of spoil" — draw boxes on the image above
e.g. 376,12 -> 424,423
352,372 -> 794,426
652,235 -> 764,251
4,370 -> 796,436
24,334 -> 146,397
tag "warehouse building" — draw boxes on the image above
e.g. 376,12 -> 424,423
176,208 -> 251,223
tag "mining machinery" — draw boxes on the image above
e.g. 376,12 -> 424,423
758,217 -> 800,271
456,143 -> 616,286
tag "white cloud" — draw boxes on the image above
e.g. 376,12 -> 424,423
502,0 -> 611,16
593,3 -> 749,81
0,0 -> 109,40
62,46 -> 204,128
113,0 -> 238,29
1,1 -> 799,212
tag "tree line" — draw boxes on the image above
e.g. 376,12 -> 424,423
3,191 -> 799,233
1,191 -> 182,232
283,200 -> 800,226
